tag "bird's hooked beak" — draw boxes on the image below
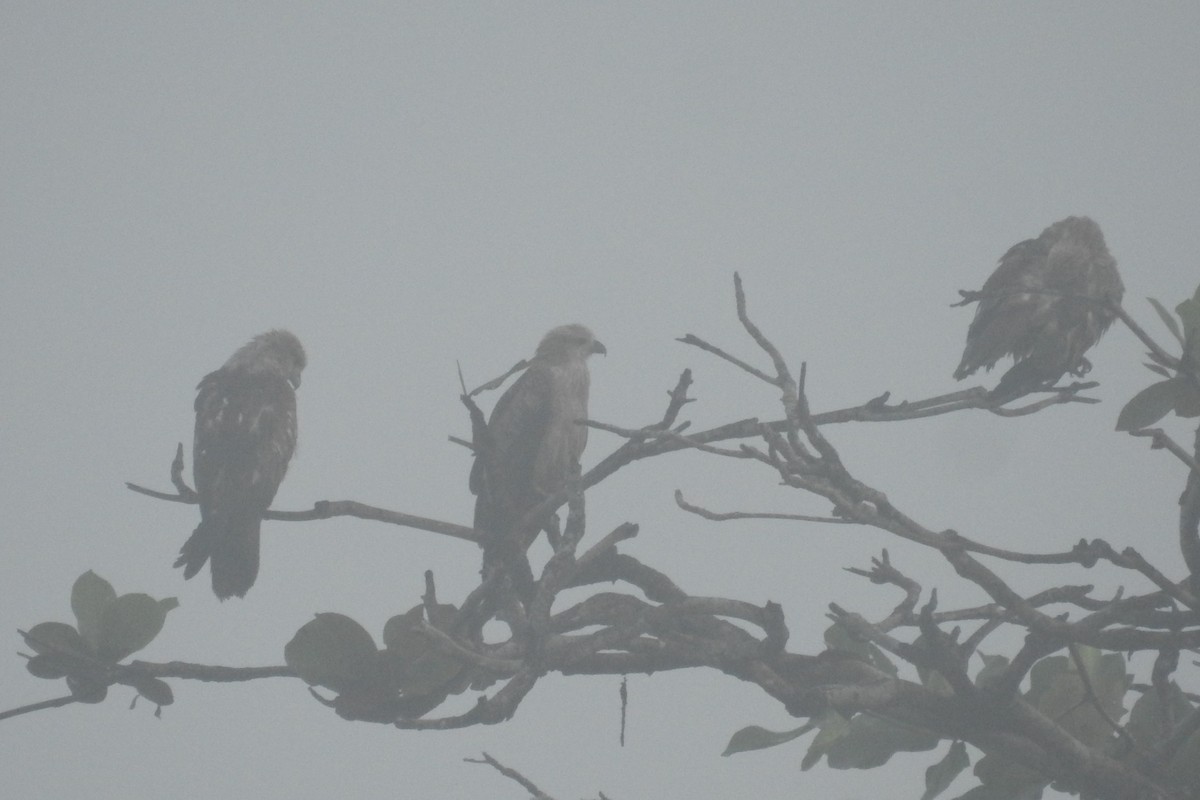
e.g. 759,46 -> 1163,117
290,372 -> 302,390
591,340 -> 607,356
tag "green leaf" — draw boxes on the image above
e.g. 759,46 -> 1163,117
96,594 -> 177,662
71,571 -> 116,651
922,740 -> 969,800
825,713 -> 939,770
25,653 -> 71,680
1026,648 -> 1128,749
382,605 -> 467,696
331,683 -> 406,724
973,750 -> 1047,798
1178,297 -> 1200,339
722,723 -> 812,756
382,606 -> 425,652
1162,719 -> 1200,789
1177,297 -> 1200,371
1116,380 -> 1175,431
1125,682 -> 1192,750
129,675 -> 174,707
425,602 -> 459,630
66,676 -> 108,704
1124,681 -> 1200,788
974,654 -> 1009,689
23,623 -> 95,684
1148,297 -> 1185,346
921,669 -> 954,697
1144,361 -> 1172,378
1171,376 -> 1200,417
398,648 -> 465,696
23,622 -> 90,658
1025,655 -> 1068,703
284,613 -> 377,692
801,710 -> 851,771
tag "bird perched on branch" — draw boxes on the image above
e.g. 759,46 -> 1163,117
470,324 -> 606,590
176,330 -> 306,599
953,216 -> 1123,400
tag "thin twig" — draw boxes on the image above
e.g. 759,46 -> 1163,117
464,752 -> 557,800
1128,428 -> 1200,474
675,489 -> 854,524
1113,303 -> 1181,371
676,333 -> 777,386
468,360 -> 530,397
128,458 -> 479,544
0,694 -> 77,721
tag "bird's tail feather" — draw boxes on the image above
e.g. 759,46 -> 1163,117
209,515 -> 261,600
174,521 -> 212,580
477,500 -> 539,603
175,515 -> 261,600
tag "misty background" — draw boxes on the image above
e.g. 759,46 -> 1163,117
2,4 -> 1198,798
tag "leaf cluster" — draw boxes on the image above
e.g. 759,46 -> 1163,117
1117,288 -> 1200,430
283,603 -> 479,723
21,571 -> 177,709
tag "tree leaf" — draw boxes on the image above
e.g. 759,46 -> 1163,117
1177,297 -> 1200,341
974,654 -> 1009,689
1123,681 -> 1200,789
331,683 -> 407,724
825,712 -> 939,770
973,751 -> 1047,799
1162,717 -> 1200,789
71,571 -> 116,651
23,623 -> 96,684
1171,375 -> 1200,417
25,653 -> 71,680
284,613 -> 378,692
382,606 -> 426,652
1147,297 -> 1184,346
722,723 -> 812,756
96,594 -> 177,662
922,740 -> 970,800
1143,361 -> 1172,378
129,675 -> 174,707
1026,648 -> 1128,749
381,606 -> 467,697
66,676 -> 108,704
801,710 -> 851,771
1176,296 -> 1200,371
23,621 -> 90,658
1116,380 -> 1175,431
1125,682 -> 1191,750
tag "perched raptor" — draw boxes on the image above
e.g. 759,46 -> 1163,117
176,330 -> 306,599
470,324 -> 606,587
954,216 -> 1123,400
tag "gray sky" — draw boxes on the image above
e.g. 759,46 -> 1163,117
3,4 -> 1198,798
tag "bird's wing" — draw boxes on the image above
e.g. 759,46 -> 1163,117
193,368 -> 297,518
471,364 -> 554,531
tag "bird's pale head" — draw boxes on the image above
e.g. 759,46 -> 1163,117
225,329 -> 307,388
536,324 -> 606,363
1041,216 -> 1107,252
1042,216 -> 1124,303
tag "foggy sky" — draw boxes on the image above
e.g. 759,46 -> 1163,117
2,4 -> 1198,798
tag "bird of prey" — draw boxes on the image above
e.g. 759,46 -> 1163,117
175,330 -> 306,599
954,216 -> 1123,400
470,324 -> 606,587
